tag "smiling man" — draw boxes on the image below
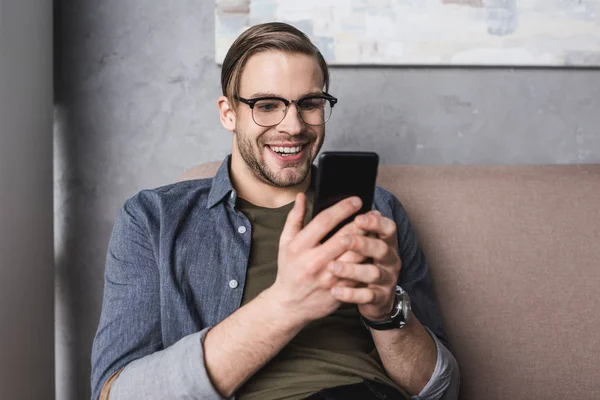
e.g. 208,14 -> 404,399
91,23 -> 459,400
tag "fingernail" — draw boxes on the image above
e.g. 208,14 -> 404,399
356,215 -> 367,224
351,197 -> 362,207
331,287 -> 341,296
340,236 -> 351,246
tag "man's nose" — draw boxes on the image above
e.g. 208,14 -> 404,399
277,103 -> 304,135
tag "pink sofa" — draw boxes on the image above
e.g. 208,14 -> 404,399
180,162 -> 600,400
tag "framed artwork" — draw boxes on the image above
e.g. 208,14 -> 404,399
215,0 -> 600,66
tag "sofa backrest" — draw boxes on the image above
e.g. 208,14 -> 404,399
179,163 -> 600,400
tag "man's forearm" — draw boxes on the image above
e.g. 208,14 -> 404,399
370,313 -> 437,395
203,287 -> 306,397
107,287 -> 306,400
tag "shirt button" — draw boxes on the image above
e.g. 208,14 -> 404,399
238,226 -> 247,234
229,279 -> 239,289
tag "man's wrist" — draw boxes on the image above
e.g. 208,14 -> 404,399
362,294 -> 398,322
257,287 -> 308,333
361,286 -> 411,330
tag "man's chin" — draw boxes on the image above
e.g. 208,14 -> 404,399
263,164 -> 310,188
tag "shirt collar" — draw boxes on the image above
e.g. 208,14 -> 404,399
206,155 -> 236,209
206,154 -> 318,209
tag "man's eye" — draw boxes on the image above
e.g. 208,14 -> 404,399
300,100 -> 324,110
256,102 -> 280,112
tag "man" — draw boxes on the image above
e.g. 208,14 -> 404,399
91,22 -> 459,400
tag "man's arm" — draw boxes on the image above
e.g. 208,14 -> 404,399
202,194 -> 364,397
91,197 -> 164,400
368,214 -> 459,399
201,287 -> 306,397
106,288 -> 306,400
370,314 -> 438,394
93,194 -> 364,399
370,319 -> 459,399
385,197 -> 459,399
329,198 -> 459,399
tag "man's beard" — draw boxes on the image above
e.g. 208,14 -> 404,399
235,125 -> 323,188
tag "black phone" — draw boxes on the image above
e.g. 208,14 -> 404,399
311,151 -> 379,242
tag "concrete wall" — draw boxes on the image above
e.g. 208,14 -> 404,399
0,1 -> 55,399
54,1 -> 600,399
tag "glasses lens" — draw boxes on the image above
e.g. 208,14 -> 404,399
252,99 -> 287,126
298,97 -> 332,126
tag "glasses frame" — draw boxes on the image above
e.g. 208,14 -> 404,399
235,92 -> 338,127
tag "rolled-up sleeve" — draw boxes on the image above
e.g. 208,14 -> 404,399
90,197 -> 222,400
109,327 -> 225,400
412,327 -> 460,400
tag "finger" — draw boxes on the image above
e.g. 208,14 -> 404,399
307,233 -> 356,272
336,278 -> 360,288
354,213 -> 397,243
294,196 -> 362,249
330,286 -> 380,305
280,193 -> 307,248
328,262 -> 389,285
347,235 -> 393,263
336,250 -> 367,264
318,270 -> 359,290
332,221 -> 368,263
333,217 -> 367,238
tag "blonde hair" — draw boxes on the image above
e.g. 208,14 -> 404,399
221,22 -> 330,111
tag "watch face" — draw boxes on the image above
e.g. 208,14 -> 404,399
402,293 -> 411,319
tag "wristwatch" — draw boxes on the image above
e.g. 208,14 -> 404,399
361,285 -> 411,330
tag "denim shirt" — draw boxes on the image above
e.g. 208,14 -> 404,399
91,156 -> 459,400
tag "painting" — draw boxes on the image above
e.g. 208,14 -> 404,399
215,0 -> 600,66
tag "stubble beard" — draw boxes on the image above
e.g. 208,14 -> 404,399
235,124 -> 324,188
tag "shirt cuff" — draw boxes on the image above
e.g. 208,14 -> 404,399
410,327 -> 460,400
109,327 -> 226,400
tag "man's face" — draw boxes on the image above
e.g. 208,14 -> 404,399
233,51 -> 326,188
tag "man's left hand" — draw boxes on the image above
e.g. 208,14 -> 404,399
328,210 -> 402,321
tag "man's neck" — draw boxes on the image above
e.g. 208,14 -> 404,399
230,155 -> 311,208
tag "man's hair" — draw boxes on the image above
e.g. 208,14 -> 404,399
221,22 -> 330,111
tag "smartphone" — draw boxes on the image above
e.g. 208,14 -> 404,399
311,151 -> 379,243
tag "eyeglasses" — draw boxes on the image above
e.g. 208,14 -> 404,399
235,93 -> 338,127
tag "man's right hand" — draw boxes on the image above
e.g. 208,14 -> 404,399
266,193 -> 364,325
203,193 -> 374,398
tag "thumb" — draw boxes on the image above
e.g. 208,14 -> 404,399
280,192 -> 306,247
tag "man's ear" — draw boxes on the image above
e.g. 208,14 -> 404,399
218,96 -> 236,131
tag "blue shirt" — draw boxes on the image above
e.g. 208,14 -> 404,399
91,156 -> 459,400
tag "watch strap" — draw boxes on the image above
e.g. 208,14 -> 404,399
360,285 -> 409,331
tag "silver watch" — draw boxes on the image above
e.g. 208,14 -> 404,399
360,285 -> 411,330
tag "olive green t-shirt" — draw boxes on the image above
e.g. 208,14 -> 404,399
235,195 -> 408,400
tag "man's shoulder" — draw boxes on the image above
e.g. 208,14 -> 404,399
374,185 -> 395,203
373,185 -> 410,223
373,185 -> 398,211
121,177 -> 216,222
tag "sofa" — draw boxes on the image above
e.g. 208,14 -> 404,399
179,162 -> 600,400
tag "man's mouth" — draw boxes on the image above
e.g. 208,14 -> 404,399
268,145 -> 304,157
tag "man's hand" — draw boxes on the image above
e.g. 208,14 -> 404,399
203,193 -> 367,397
267,193 -> 364,324
326,211 -> 442,396
328,211 -> 402,321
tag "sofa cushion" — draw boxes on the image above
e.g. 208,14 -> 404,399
179,163 -> 600,400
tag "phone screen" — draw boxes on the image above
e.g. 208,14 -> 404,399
311,151 -> 379,242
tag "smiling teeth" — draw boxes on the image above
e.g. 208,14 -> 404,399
270,146 -> 302,154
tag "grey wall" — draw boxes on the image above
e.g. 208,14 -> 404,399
0,1 -> 55,399
54,1 -> 600,399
